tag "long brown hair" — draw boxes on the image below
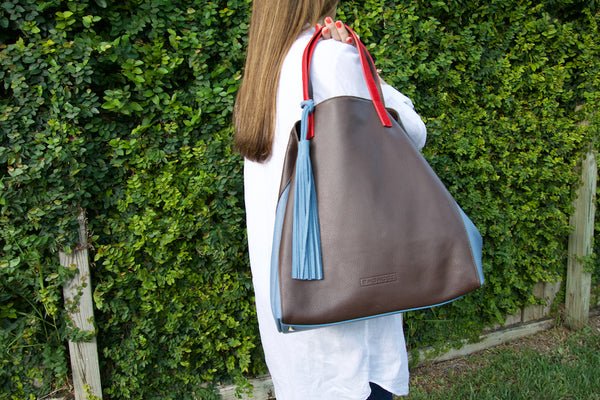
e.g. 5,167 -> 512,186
234,0 -> 339,162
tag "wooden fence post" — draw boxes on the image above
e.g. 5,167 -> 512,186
565,149 -> 596,329
60,211 -> 103,399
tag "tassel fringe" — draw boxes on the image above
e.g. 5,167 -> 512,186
292,100 -> 323,281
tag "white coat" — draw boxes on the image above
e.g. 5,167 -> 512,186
243,28 -> 427,400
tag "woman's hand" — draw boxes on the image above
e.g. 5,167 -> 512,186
316,18 -> 387,85
316,16 -> 353,44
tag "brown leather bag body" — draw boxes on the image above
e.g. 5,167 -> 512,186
270,26 -> 484,333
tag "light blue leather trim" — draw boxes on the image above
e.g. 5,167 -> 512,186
270,184 -> 291,333
279,296 -> 466,333
456,204 -> 484,286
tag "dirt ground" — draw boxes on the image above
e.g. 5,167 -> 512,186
407,312 -> 600,395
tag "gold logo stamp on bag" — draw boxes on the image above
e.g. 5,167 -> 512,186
360,273 -> 397,287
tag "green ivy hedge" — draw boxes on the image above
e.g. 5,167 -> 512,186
1,0 -> 599,398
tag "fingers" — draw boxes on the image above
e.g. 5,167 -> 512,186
325,17 -> 340,41
334,20 -> 352,44
319,17 -> 353,45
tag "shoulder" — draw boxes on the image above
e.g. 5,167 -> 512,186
312,38 -> 361,68
309,39 -> 370,103
283,33 -> 362,81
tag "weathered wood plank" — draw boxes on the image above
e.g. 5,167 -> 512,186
543,281 -> 561,316
522,281 -> 562,323
60,212 -> 103,400
218,375 -> 275,400
416,318 -> 555,365
522,282 -> 546,322
566,150 -> 596,329
503,310 -> 523,326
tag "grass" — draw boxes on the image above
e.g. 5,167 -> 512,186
403,315 -> 600,400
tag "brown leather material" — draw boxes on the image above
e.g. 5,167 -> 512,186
276,95 -> 481,326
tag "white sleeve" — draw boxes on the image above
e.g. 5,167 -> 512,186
310,39 -> 427,150
381,83 -> 427,150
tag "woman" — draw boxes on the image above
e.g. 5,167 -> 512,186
234,1 -> 427,399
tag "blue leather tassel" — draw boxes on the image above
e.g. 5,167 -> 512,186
292,100 -> 323,280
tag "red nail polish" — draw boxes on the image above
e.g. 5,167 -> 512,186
322,27 -> 329,34
325,17 -> 332,24
316,24 -> 320,30
345,37 -> 353,44
336,21 -> 343,29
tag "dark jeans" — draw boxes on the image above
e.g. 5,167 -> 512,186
367,382 -> 393,400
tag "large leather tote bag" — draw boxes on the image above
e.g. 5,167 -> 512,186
270,26 -> 484,333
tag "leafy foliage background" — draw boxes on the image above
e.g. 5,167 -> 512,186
1,0 -> 599,398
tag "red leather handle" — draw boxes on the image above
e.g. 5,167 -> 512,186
301,25 -> 392,139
